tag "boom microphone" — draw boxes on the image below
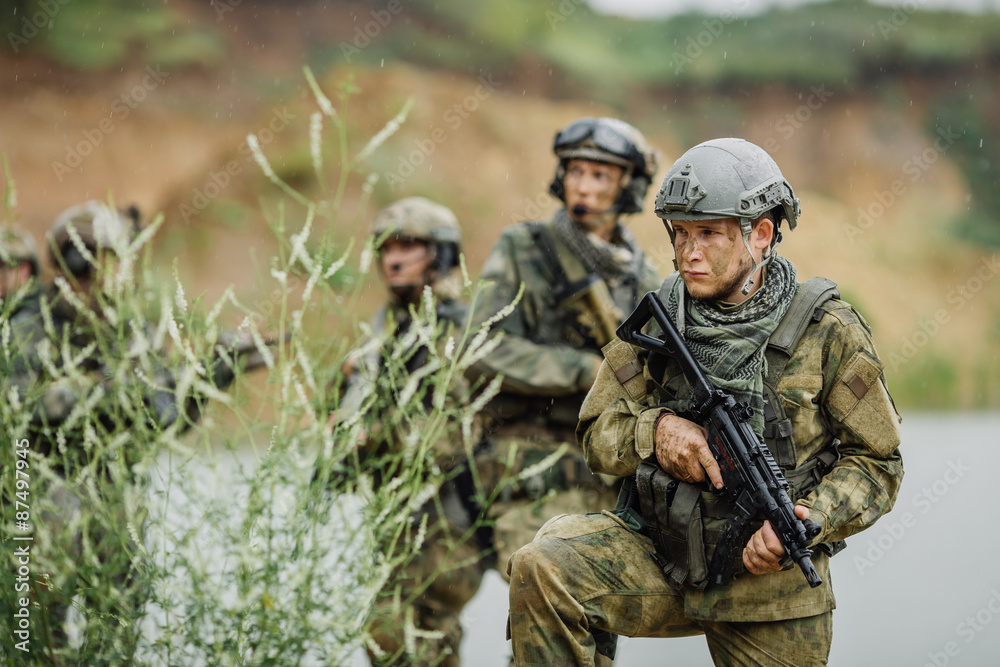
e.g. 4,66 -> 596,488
572,204 -> 618,217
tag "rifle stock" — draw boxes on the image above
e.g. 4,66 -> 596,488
555,274 -> 622,348
617,291 -> 823,588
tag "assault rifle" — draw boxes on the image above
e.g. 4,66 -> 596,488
151,330 -> 290,428
554,274 -> 622,348
616,292 -> 823,588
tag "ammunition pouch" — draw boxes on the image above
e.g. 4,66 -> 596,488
630,452 -> 844,591
632,462 -> 765,591
634,462 -> 708,590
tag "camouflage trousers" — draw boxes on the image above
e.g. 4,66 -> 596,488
367,428 -> 619,665
366,509 -> 488,667
507,511 -> 832,667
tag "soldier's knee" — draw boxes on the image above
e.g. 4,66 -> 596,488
508,536 -> 566,600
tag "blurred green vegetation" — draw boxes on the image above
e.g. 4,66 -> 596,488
9,0 -> 1000,88
3,0 -> 224,69
399,0 -> 1000,90
927,89 -> 1000,247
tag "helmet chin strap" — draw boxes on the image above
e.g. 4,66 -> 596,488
738,218 -> 782,295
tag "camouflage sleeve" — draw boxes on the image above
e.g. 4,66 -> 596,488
576,347 -> 668,477
797,301 -> 904,544
468,227 -> 600,396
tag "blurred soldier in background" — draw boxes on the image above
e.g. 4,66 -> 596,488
327,197 -> 487,666
1,200 -> 150,661
466,117 -> 663,598
1,200 -> 273,663
0,225 -> 40,311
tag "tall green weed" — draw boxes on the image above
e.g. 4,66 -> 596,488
1,70 -> 520,666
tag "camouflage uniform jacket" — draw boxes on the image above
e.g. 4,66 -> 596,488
578,276 -> 904,622
468,211 -> 662,430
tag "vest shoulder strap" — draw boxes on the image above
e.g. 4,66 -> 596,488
768,276 -> 840,355
763,277 -> 840,469
657,272 -> 681,302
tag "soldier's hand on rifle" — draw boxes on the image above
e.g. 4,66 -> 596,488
653,413 -> 724,490
742,505 -> 811,575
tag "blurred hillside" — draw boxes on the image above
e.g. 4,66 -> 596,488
1,0 -> 998,409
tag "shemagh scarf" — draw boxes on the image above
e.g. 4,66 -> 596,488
551,208 -> 645,282
662,255 -> 798,436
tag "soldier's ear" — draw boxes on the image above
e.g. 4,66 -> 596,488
752,216 -> 775,251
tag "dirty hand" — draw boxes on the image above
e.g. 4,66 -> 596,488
653,413 -> 723,490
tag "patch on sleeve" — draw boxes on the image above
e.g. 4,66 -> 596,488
828,349 -> 901,457
602,337 -> 647,402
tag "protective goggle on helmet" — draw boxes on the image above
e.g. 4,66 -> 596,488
549,117 -> 660,215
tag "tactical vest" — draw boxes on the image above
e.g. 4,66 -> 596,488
605,274 -> 845,590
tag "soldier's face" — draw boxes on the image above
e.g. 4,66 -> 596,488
671,218 -> 762,304
378,237 -> 433,292
563,159 -> 625,231
0,262 -> 32,297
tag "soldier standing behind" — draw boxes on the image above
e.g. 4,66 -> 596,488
466,117 -> 663,588
507,138 -> 905,666
328,198 -> 487,666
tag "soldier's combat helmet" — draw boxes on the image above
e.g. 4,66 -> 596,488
655,137 -> 799,233
47,201 -> 141,278
0,226 -> 40,276
549,117 -> 661,215
371,196 -> 462,275
655,137 -> 800,293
